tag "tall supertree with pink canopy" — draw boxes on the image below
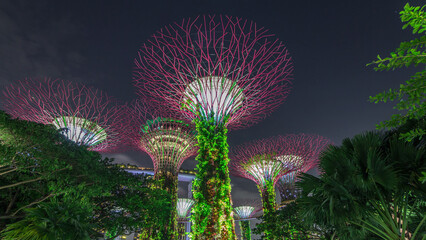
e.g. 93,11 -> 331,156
134,15 -> 293,239
230,134 -> 330,215
1,78 -> 126,152
125,99 -> 197,239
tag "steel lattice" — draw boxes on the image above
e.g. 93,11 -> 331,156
134,15 -> 293,129
1,78 -> 127,152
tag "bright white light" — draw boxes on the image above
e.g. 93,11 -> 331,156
183,76 -> 244,122
234,206 -> 255,219
52,116 -> 107,146
177,198 -> 194,219
280,171 -> 297,184
244,160 -> 277,185
276,155 -> 303,168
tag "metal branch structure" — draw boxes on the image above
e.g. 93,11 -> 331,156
234,206 -> 255,240
230,134 -> 330,215
134,15 -> 293,239
128,99 -> 198,176
277,135 -> 330,204
277,171 -> 301,203
125,99 -> 197,239
177,198 -> 195,240
177,198 -> 195,221
0,78 -> 126,152
234,206 -> 255,220
233,201 -> 261,240
134,15 -> 293,129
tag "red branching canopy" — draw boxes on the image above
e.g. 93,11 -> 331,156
134,15 -> 293,129
230,134 -> 331,189
125,99 -> 197,175
275,135 -> 331,201
0,78 -> 127,152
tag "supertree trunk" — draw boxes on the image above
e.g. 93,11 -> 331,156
259,181 -> 276,216
191,118 -> 236,239
239,220 -> 251,240
259,181 -> 276,240
154,170 -> 178,239
177,222 -> 187,240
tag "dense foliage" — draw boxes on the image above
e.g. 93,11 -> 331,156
151,171 -> 178,239
0,111 -> 171,239
297,131 -> 425,240
260,180 -> 277,216
190,117 -> 236,239
369,3 -> 426,141
253,202 -> 310,240
239,220 -> 251,240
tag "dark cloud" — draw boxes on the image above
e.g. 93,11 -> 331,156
0,1 -> 87,86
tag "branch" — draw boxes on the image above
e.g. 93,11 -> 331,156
5,190 -> 19,215
11,193 -> 55,216
0,177 -> 42,190
0,165 -> 38,176
0,215 -> 25,220
371,54 -> 426,67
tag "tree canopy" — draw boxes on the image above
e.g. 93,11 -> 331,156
369,3 -> 426,141
0,110 -> 171,239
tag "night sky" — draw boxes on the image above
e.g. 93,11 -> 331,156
0,0 -> 423,223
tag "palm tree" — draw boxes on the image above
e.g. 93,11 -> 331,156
297,132 -> 425,240
0,199 -> 97,240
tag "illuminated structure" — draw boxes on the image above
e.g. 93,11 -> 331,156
1,78 -> 125,152
230,134 -> 330,215
126,99 -> 197,239
234,206 -> 255,220
177,198 -> 195,240
134,15 -> 293,239
277,135 -> 330,204
277,171 -> 301,203
177,198 -> 195,220
234,206 -> 256,240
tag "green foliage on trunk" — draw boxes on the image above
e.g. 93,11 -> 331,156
259,180 -> 276,216
369,3 -> 426,141
239,220 -> 251,240
190,117 -> 236,239
253,202 -> 310,240
257,180 -> 277,239
153,170 -> 178,239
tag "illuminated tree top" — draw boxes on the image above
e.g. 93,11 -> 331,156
230,134 -> 331,188
134,15 -> 293,128
125,99 -> 197,174
233,199 -> 262,219
0,78 -> 126,152
234,206 -> 255,219
177,198 -> 195,220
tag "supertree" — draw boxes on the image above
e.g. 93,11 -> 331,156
276,135 -> 330,204
276,171 -> 301,203
230,134 -> 330,216
0,78 -> 126,152
177,198 -> 195,221
177,198 -> 195,240
125,99 -> 197,239
134,15 -> 293,239
233,201 -> 261,240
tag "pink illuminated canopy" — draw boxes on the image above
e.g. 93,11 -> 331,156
134,15 -> 293,128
